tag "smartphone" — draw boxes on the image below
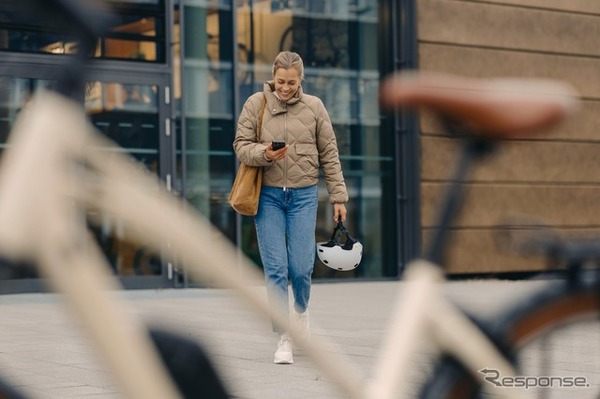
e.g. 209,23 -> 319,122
272,141 -> 286,151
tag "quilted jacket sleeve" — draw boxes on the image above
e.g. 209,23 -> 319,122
233,93 -> 273,167
314,98 -> 348,204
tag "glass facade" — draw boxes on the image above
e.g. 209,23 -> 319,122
176,0 -> 397,282
0,0 -> 415,292
0,1 -> 173,290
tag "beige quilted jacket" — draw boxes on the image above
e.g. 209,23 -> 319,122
234,81 -> 348,204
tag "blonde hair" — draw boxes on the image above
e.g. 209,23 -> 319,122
272,51 -> 304,80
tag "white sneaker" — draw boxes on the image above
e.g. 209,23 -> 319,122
273,333 -> 293,364
294,309 -> 310,341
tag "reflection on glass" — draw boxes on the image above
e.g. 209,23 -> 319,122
181,1 -> 235,220
183,5 -> 233,119
86,82 -> 158,110
101,14 -> 161,62
86,81 -> 159,170
0,5 -> 164,62
174,2 -> 241,284
103,39 -> 158,62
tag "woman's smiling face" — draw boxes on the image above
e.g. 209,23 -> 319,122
274,67 -> 301,101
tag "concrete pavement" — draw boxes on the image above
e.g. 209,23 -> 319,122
0,279 -> 597,398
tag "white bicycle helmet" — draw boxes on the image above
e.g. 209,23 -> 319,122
316,222 -> 363,271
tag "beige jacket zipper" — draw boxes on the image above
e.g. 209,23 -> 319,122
283,111 -> 288,191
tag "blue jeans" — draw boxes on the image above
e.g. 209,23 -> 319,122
255,185 -> 318,332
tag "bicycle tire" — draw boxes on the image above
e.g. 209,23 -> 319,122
419,279 -> 600,399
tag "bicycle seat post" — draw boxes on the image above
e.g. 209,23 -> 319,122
424,121 -> 495,266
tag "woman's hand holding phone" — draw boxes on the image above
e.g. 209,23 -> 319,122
266,141 -> 287,160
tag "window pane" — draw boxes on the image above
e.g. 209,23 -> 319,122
86,81 -> 160,171
0,3 -> 165,62
100,15 -> 164,62
176,1 -> 238,279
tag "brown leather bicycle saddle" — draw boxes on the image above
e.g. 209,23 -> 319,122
380,71 -> 579,138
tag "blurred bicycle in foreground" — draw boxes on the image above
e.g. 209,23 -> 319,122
0,1 -> 596,399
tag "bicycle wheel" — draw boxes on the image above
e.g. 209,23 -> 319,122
0,375 -> 30,399
419,279 -> 600,399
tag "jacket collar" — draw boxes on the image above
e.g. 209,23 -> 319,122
264,81 -> 303,109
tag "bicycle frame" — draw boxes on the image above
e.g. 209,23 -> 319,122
0,92 -> 524,399
365,136 -> 520,398
368,259 -> 520,399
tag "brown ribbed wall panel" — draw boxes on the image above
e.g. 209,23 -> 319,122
463,0 -> 600,15
417,0 -> 600,273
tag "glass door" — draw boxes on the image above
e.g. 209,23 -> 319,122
85,73 -> 174,289
0,69 -> 174,292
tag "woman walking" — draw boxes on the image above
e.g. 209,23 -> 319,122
234,51 -> 348,364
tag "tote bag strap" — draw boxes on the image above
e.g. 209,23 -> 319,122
257,94 -> 267,142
